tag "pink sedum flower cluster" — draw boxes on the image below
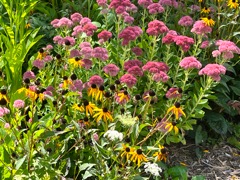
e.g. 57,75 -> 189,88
147,3 -> 165,14
213,40 -> 240,60
178,16 -> 193,27
120,74 -> 137,88
118,26 -> 143,46
180,56 -> 202,70
191,20 -> 212,36
146,20 -> 169,36
199,64 -> 226,81
103,64 -> 120,76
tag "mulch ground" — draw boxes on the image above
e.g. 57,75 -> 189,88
168,142 -> 240,180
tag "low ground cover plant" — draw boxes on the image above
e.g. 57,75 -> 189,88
0,0 -> 239,179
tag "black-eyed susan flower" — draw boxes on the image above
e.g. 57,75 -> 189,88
17,87 -> 38,101
25,23 -> 31,29
93,107 -> 113,123
87,84 -> 98,98
201,7 -> 210,14
121,144 -> 134,162
130,148 -> 148,167
72,103 -> 84,112
165,121 -> 179,134
166,102 -> 186,120
201,16 -> 215,27
62,76 -> 73,89
153,145 -> 168,162
115,90 -> 130,105
0,89 -> 9,105
68,57 -> 84,68
95,85 -> 104,101
228,0 -> 239,9
36,48 -> 47,60
83,100 -> 96,116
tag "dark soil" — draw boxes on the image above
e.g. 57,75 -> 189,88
168,142 -> 240,180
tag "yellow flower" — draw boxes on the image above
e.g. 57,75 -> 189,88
201,7 -> 210,14
121,144 -> 134,162
62,76 -> 73,89
165,122 -> 179,134
93,107 -> 113,123
68,57 -> 84,68
166,102 -> 186,120
25,23 -> 31,29
116,90 -> 130,104
228,0 -> 239,9
95,85 -> 104,101
72,103 -> 84,112
153,145 -> 168,162
198,0 -> 203,2
0,89 -> 9,104
83,100 -> 96,116
201,17 -> 215,27
130,149 -> 148,167
87,84 -> 98,98
36,49 -> 47,60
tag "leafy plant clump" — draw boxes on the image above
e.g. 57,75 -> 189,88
0,0 -> 239,179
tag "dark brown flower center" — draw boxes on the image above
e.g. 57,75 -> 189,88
137,149 -> 142,155
126,147 -> 130,152
161,148 -> 167,154
91,84 -> 97,88
123,90 -> 128,95
175,102 -> 180,108
83,100 -> 89,106
103,107 -> 108,112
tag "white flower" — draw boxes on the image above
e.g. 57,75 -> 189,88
144,162 -> 162,176
103,130 -> 123,141
116,112 -> 137,126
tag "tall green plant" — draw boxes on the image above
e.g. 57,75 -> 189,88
0,0 -> 43,95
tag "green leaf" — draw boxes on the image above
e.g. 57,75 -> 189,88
198,99 -> 208,105
205,111 -> 228,135
192,175 -> 206,180
33,129 -> 45,140
79,163 -> 96,172
15,155 -> 27,170
82,171 -> 93,180
195,126 -> 207,145
167,166 -> 187,179
3,147 -> 10,164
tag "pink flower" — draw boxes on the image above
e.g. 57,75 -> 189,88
92,47 -> 109,61
80,47 -> 93,59
166,87 -> 182,99
70,49 -> 81,58
147,3 -> 164,14
131,47 -> 143,56
138,0 -> 153,8
127,66 -> 144,77
146,20 -> 169,36
70,80 -> 83,92
159,0 -> 178,8
98,30 -> 112,42
120,74 -> 137,88
82,59 -> 92,69
13,100 -> 25,109
126,3 -> 138,13
33,60 -> 45,69
23,71 -> 36,80
45,44 -> 53,50
70,13 -> 82,23
89,75 -> 104,86
103,64 -> 120,76
64,36 -> 75,46
0,107 -> 10,117
199,64 -> 226,81
212,50 -> 221,57
200,40 -> 210,49
79,42 -> 92,49
53,35 -> 64,45
51,19 -> 59,28
190,5 -> 200,12
124,16 -> 134,24
152,71 -> 169,82
80,17 -> 91,26
118,26 -> 143,46
44,55 -> 53,62
178,16 -> 193,27
97,0 -> 108,7
191,20 -> 212,35
162,30 -> 178,44
72,25 -> 83,37
57,17 -> 73,28
82,22 -> 97,36
180,56 -> 202,70
92,133 -> 99,141
215,40 -> 240,60
109,0 -> 132,11
4,123 -> 10,129
142,61 -> 169,73
174,35 -> 194,52
124,59 -> 143,71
